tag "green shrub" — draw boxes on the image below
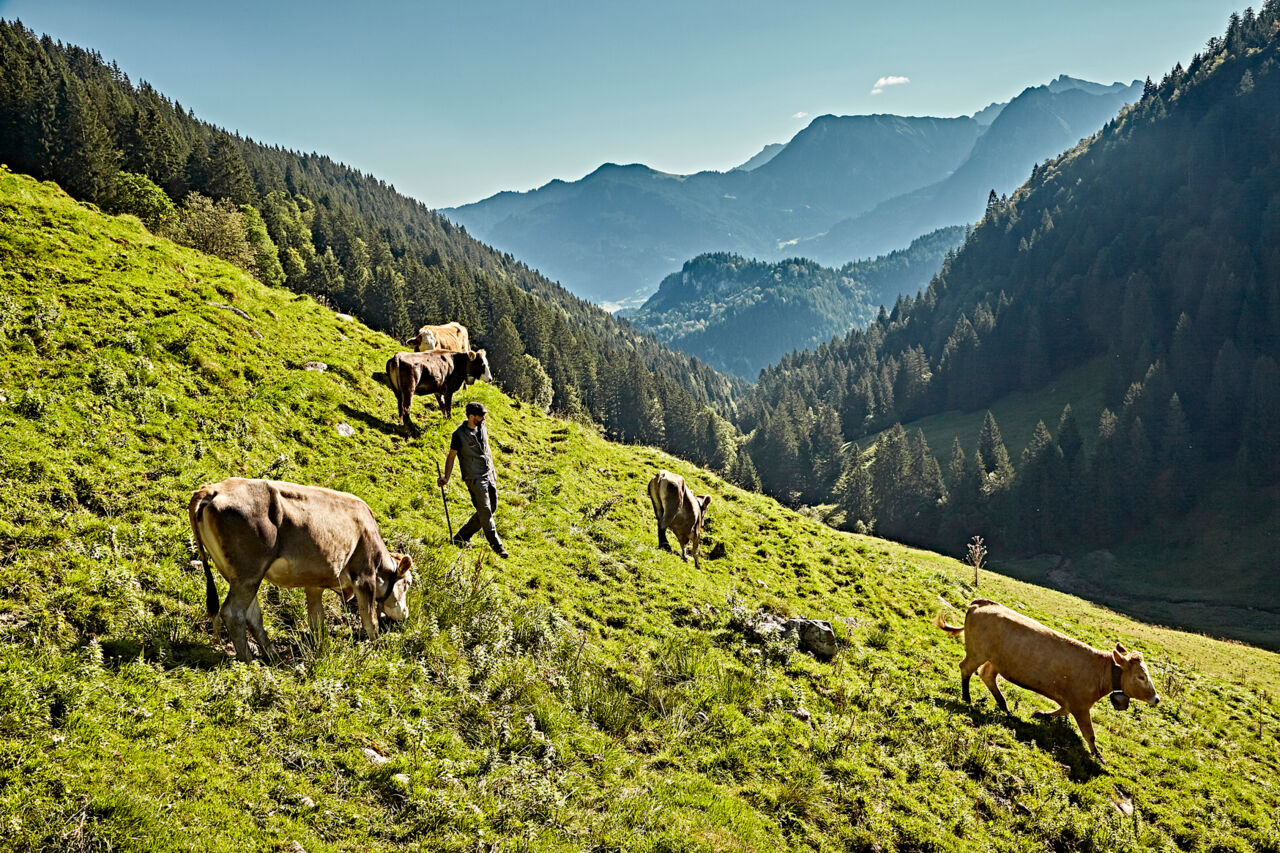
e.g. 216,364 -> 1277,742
102,171 -> 177,232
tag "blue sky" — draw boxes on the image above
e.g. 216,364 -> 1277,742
0,0 -> 1247,208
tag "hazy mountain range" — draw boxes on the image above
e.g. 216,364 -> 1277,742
444,75 -> 1140,309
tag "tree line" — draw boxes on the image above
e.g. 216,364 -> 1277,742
0,19 -> 750,474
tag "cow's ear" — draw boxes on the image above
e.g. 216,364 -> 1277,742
468,350 -> 477,361
699,494 -> 712,508
1112,647 -> 1126,667
397,554 -> 413,577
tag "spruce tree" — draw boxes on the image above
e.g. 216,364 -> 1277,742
1240,356 -> 1280,486
836,444 -> 874,533
489,316 -> 529,401
977,411 -> 1013,486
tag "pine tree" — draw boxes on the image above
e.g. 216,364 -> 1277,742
870,424 -> 910,538
1156,393 -> 1196,513
206,135 -> 255,205
977,411 -> 1013,488
50,75 -> 118,203
1240,356 -> 1280,486
1016,421 -> 1064,551
805,404 -> 844,502
488,316 -> 529,400
728,447 -> 761,492
836,444 -> 874,533
1088,409 -> 1124,545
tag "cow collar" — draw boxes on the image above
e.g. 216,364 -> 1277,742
1109,663 -> 1130,711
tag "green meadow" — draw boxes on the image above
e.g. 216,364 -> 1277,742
1,167 -> 1278,851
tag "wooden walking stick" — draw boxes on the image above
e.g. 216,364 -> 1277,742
434,459 -> 454,540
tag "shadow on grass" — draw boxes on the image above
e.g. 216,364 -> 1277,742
338,402 -> 405,438
101,637 -> 227,670
934,695 -> 1108,782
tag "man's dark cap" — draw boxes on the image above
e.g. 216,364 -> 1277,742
465,401 -> 487,418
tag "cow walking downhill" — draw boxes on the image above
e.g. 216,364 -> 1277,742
935,598 -> 1160,761
647,470 -> 712,570
386,348 -> 492,430
190,478 -> 414,663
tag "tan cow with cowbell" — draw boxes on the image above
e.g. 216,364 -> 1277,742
648,470 -> 712,570
190,478 -> 413,663
935,598 -> 1160,761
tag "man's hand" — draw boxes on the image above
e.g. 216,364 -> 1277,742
437,476 -> 447,488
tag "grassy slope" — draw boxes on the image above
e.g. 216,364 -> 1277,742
1,167 -> 1278,852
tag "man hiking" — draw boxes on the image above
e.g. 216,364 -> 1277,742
438,401 -> 509,558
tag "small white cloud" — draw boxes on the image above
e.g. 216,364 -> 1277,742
870,75 -> 910,95
793,111 -> 809,119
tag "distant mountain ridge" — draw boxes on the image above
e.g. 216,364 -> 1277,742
445,76 -> 1139,308
797,77 -> 1142,264
446,115 -> 979,308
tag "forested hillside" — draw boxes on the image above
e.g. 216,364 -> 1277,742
3,166 -> 1279,852
628,227 -> 965,378
736,7 -> 1280,639
0,19 -> 747,472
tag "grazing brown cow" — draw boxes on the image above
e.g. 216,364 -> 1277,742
935,598 -> 1160,761
190,478 -> 414,663
647,470 -> 712,570
409,321 -> 470,353
385,348 -> 492,430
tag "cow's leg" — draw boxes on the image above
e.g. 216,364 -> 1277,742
352,578 -> 380,642
959,652 -> 983,703
650,496 -> 671,551
978,661 -> 1010,714
220,581 -> 262,663
1071,707 -> 1103,761
245,595 -> 275,662
440,391 -> 452,420
660,502 -> 683,555
305,587 -> 325,635
399,380 -> 417,433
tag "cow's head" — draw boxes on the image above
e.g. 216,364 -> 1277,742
467,348 -> 493,384
1113,643 -> 1160,706
412,328 -> 438,352
377,553 -> 414,622
695,494 -> 712,528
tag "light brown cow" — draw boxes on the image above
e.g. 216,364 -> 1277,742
409,321 -> 470,353
385,348 -> 492,430
935,598 -> 1160,761
189,478 -> 413,663
647,470 -> 712,570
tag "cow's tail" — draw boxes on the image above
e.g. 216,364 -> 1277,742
933,610 -> 964,637
386,355 -> 401,395
188,486 -> 221,626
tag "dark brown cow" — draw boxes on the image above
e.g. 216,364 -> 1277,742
385,348 -> 492,430
647,470 -> 712,570
409,321 -> 469,353
190,478 -> 414,663
935,598 -> 1161,761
